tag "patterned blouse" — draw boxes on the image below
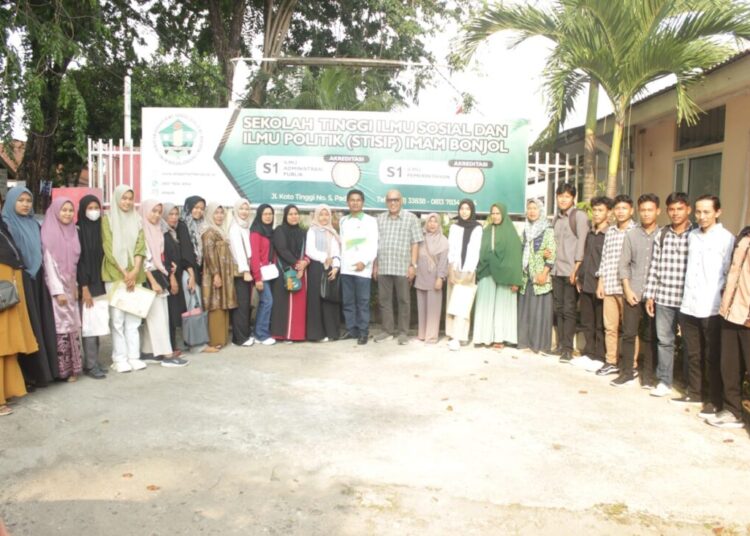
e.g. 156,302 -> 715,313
201,229 -> 238,312
520,228 -> 555,296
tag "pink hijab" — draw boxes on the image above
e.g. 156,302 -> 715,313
140,199 -> 167,275
41,197 -> 81,280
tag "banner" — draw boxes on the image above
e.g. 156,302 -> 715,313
142,108 -> 528,213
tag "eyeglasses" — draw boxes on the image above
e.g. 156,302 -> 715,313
386,198 -> 401,203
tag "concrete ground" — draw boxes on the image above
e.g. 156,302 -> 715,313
1,336 -> 749,535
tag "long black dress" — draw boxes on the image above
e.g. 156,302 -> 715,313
305,260 -> 340,341
19,267 -> 59,386
164,229 -> 187,350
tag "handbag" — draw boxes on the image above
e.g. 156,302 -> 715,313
447,282 -> 477,319
320,267 -> 340,303
81,295 -> 110,337
108,280 -> 156,318
279,238 -> 306,293
181,291 -> 209,347
260,263 -> 279,281
0,279 -> 20,312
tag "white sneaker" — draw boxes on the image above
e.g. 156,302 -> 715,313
111,361 -> 132,373
570,355 -> 593,368
261,337 -> 276,346
242,337 -> 255,347
707,410 -> 745,429
321,337 -> 329,342
650,382 -> 672,398
447,339 -> 460,351
583,359 -> 604,372
128,359 -> 147,371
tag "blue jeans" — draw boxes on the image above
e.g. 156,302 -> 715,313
655,304 -> 686,387
255,283 -> 273,340
341,274 -> 371,336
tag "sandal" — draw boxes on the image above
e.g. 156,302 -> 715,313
492,343 -> 505,350
0,405 -> 13,416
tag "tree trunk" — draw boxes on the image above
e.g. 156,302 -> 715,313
606,117 -> 625,199
208,0 -> 247,105
582,80 -> 599,201
248,0 -> 298,107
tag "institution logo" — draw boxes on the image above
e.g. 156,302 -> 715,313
154,115 -> 202,164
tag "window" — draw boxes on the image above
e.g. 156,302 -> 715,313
674,153 -> 722,206
676,106 -> 725,151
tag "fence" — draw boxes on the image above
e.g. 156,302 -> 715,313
87,138 -> 582,214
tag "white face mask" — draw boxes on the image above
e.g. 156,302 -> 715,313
86,209 -> 101,222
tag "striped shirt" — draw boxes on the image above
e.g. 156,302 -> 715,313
642,225 -> 692,307
597,220 -> 636,295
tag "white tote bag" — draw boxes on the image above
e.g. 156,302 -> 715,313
260,263 -> 279,281
81,295 -> 110,337
108,281 -> 157,319
446,283 -> 478,320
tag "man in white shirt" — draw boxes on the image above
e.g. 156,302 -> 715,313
339,189 -> 378,345
674,195 -> 734,418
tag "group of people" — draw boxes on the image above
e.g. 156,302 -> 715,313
0,183 -> 748,433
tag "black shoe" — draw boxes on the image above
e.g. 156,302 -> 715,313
558,351 -> 573,363
85,368 -> 106,380
548,347 -> 563,356
670,395 -> 701,406
341,330 -> 359,340
596,364 -> 619,376
698,403 -> 718,419
357,335 -> 368,345
610,373 -> 635,387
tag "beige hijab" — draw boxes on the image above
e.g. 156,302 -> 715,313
110,184 -> 141,268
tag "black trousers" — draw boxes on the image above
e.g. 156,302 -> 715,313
231,277 -> 254,344
579,291 -> 605,361
552,275 -> 577,353
720,320 -> 750,419
680,313 -> 723,407
621,301 -> 656,382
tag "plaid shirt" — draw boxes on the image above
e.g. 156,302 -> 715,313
642,225 -> 692,307
597,221 -> 636,295
376,210 -> 423,276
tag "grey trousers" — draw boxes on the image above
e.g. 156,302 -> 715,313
82,336 -> 102,371
378,274 -> 411,336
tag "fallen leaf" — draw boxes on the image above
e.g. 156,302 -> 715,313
578,390 -> 588,395
479,377 -> 488,381
511,355 -> 518,359
483,360 -> 489,364
722,439 -> 734,444
414,374 -> 420,378
441,397 -> 449,401
122,473 -> 133,479
101,420 -> 109,424
146,485 -> 161,491
712,526 -> 724,535
684,408 -> 690,413
446,405 -> 453,412
552,444 -> 563,450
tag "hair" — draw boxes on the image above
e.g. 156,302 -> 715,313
590,196 -> 614,210
346,189 -> 365,202
555,182 -> 576,197
613,194 -> 633,207
637,193 -> 660,208
695,194 -> 721,211
665,192 -> 689,207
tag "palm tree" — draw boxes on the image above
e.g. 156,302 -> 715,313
288,67 -> 402,112
460,1 -> 601,200
462,0 -> 750,198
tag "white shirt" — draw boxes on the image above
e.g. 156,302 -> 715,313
228,222 -> 252,274
447,224 -> 483,273
680,223 -> 734,318
306,228 -> 341,268
339,212 -> 378,278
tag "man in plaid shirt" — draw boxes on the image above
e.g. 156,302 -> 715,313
643,192 -> 693,397
595,194 -> 636,376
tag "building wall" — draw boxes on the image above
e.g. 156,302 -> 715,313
633,91 -> 750,234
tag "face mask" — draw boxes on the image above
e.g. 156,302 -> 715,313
86,209 -> 101,222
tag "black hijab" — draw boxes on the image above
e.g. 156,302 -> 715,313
76,194 -> 105,295
454,199 -> 481,268
0,213 -> 24,269
250,203 -> 275,239
273,204 -> 305,267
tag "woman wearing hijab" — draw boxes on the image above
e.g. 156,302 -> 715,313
517,198 -> 556,354
201,203 -> 237,351
271,204 -> 309,341
102,185 -> 147,373
305,204 -> 341,342
140,199 -> 187,367
77,194 -> 108,379
2,187 -> 57,387
161,203 -> 189,351
473,203 -> 523,349
415,213 -> 449,344
41,197 -> 82,381
250,204 -> 276,346
228,198 -> 254,347
446,199 -> 483,351
177,195 -> 205,304
0,210 -> 37,415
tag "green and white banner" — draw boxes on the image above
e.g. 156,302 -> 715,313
141,108 -> 528,213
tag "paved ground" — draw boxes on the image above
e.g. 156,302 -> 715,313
1,336 -> 749,535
